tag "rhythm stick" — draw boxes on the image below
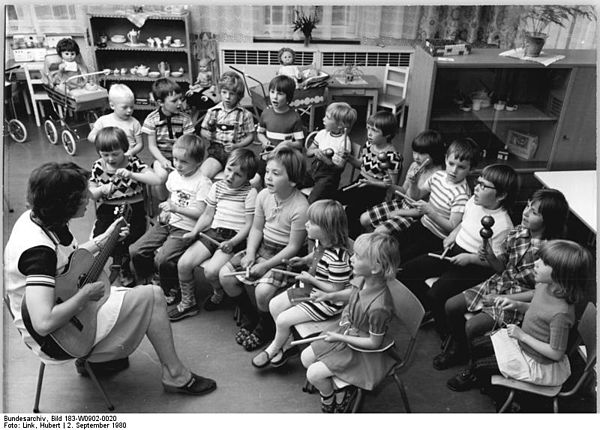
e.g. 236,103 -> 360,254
427,247 -> 451,261
271,268 -> 300,277
222,271 -> 248,277
290,335 -> 328,346
393,190 -> 416,204
198,232 -> 221,246
342,180 -> 366,192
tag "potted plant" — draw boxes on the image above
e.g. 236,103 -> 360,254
292,8 -> 319,46
521,5 -> 597,57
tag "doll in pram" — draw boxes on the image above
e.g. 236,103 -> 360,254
41,43 -> 109,155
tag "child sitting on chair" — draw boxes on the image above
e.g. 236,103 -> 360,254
88,84 -> 144,157
301,232 -> 402,413
199,71 -> 256,180
43,38 -> 89,90
303,102 -> 357,203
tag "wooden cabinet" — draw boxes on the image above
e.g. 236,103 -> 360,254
403,46 -> 596,177
87,12 -> 194,112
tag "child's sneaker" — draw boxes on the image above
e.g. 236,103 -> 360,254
168,303 -> 199,322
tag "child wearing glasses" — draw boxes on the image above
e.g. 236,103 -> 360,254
397,163 -> 518,345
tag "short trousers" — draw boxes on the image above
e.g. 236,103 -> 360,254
198,227 -> 246,254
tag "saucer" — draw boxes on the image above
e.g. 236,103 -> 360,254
111,35 -> 126,44
171,43 -> 184,48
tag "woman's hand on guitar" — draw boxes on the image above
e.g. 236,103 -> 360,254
81,281 -> 106,302
104,216 -> 130,242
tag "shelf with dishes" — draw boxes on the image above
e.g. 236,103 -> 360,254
430,104 -> 558,123
95,42 -> 187,52
104,73 -> 190,83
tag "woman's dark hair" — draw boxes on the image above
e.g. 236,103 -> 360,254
412,129 -> 445,166
27,162 -> 90,228
530,188 -> 570,239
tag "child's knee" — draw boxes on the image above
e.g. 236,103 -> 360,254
300,346 -> 316,369
359,211 -> 371,227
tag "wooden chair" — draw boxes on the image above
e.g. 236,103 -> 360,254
4,295 -> 114,412
23,63 -> 51,127
372,64 -> 409,128
491,302 -> 597,413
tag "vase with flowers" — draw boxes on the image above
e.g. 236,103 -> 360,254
292,8 -> 319,46
521,5 -> 596,57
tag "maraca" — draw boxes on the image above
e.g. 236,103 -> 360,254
323,148 -> 334,157
479,215 -> 495,245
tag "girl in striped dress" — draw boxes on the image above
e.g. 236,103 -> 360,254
252,200 -> 352,368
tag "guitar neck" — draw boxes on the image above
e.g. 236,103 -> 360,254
85,223 -> 121,284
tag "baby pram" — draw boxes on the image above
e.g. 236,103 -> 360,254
42,70 -> 109,155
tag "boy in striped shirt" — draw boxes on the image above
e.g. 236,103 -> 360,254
393,138 -> 479,262
170,148 -> 259,321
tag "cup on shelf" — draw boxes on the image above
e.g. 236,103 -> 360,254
120,67 -> 128,75
165,35 -> 172,43
472,99 -> 482,111
173,39 -> 182,47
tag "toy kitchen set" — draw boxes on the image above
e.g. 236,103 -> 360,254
87,9 -> 195,110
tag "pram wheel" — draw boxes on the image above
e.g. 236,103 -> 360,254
44,119 -> 59,145
61,130 -> 78,156
8,118 -> 27,143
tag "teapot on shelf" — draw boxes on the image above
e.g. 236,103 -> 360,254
127,29 -> 141,44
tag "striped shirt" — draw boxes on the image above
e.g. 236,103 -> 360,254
421,170 -> 470,238
257,107 -> 304,146
141,108 -> 194,159
206,180 -> 258,232
313,246 -> 352,285
255,188 -> 309,246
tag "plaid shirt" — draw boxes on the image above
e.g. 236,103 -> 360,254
142,108 -> 194,159
201,102 -> 255,152
463,224 -> 541,324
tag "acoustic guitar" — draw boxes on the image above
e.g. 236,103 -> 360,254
24,205 -> 131,358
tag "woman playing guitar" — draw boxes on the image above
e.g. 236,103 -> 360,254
4,162 -> 216,396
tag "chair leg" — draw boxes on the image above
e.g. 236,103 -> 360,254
33,362 -> 45,413
83,361 -> 115,411
393,373 -> 411,413
350,388 -> 363,413
553,397 -> 559,413
497,389 -> 515,413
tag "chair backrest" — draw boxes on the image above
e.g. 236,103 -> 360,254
304,130 -> 320,150
578,302 -> 596,368
382,64 -> 409,99
387,278 -> 425,338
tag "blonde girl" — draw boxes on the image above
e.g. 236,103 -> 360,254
301,232 -> 401,413
252,200 -> 352,368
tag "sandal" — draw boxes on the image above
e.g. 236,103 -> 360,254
235,327 -> 251,345
251,349 -> 279,368
334,386 -> 358,413
320,392 -> 336,413
242,332 -> 265,351
270,346 -> 300,368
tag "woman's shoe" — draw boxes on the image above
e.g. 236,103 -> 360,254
163,373 -> 217,396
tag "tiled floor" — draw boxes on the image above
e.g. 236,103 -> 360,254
2,109 -> 593,415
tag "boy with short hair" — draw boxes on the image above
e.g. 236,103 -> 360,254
199,71 -> 256,179
142,78 -> 195,182
170,148 -> 259,321
88,84 -> 143,157
256,74 -> 305,153
129,135 -> 212,303
393,137 -> 480,262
